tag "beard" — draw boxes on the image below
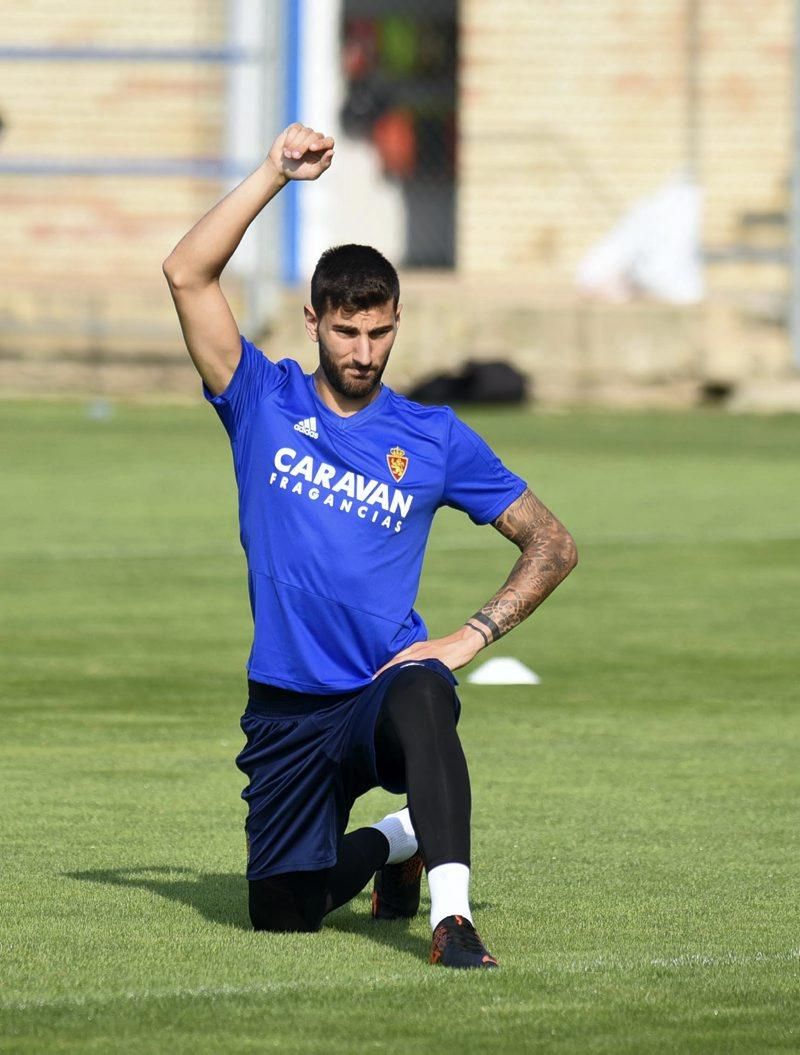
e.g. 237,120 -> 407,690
317,335 -> 389,399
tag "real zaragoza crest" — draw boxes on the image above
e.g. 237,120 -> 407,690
386,445 -> 409,483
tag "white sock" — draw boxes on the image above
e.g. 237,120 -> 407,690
371,806 -> 417,865
428,863 -> 472,929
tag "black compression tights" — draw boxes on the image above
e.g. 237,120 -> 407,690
248,666 -> 471,932
373,665 -> 471,872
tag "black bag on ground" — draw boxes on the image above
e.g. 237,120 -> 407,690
407,360 -> 528,405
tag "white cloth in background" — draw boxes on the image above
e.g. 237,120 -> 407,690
576,175 -> 704,304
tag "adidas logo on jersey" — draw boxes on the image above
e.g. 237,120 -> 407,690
293,416 -> 319,439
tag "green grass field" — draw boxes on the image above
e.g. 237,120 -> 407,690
1,401 -> 798,1053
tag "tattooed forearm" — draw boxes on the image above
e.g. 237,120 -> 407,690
467,488 -> 577,644
491,487 -> 550,550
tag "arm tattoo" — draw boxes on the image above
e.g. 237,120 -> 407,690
469,612 -> 499,642
468,488 -> 577,644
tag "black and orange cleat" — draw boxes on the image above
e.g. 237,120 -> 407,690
371,851 -> 424,920
429,914 -> 499,969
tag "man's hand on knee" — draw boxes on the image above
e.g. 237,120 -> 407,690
373,628 -> 483,678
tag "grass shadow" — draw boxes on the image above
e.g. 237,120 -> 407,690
64,866 -> 250,929
65,867 -> 491,960
325,901 -> 431,960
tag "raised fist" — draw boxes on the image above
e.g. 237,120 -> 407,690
268,123 -> 335,182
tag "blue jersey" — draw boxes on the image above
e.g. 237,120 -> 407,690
205,336 -> 527,693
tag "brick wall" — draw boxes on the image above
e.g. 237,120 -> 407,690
1,1 -> 795,400
458,0 -> 794,385
459,0 -> 687,281
700,0 -> 791,247
0,1 -> 230,365
459,0 -> 791,275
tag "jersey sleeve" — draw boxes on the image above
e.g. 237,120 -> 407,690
441,412 -> 528,525
203,335 -> 283,440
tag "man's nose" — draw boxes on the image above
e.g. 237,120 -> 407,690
352,336 -> 372,366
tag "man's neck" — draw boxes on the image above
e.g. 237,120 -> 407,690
312,367 -> 382,418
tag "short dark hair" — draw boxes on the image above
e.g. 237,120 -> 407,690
310,244 -> 400,318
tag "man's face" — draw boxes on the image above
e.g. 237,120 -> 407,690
308,300 -> 401,400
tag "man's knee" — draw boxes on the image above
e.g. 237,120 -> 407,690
248,871 -> 327,933
384,665 -> 458,733
375,665 -> 461,788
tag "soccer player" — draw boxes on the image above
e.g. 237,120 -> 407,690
163,123 -> 577,969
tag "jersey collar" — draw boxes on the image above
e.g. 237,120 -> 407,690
306,373 -> 390,429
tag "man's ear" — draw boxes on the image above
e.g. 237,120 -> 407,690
303,304 -> 319,342
395,303 -> 403,327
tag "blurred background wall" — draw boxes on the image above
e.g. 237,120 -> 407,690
0,0 -> 797,407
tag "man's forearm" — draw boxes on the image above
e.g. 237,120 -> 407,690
466,539 -> 576,645
373,491 -> 577,678
163,160 -> 286,287
465,494 -> 578,646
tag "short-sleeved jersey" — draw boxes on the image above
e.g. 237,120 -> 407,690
205,336 -> 527,693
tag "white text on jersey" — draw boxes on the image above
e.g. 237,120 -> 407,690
271,446 -> 414,528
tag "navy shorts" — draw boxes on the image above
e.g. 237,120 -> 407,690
236,659 -> 459,881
